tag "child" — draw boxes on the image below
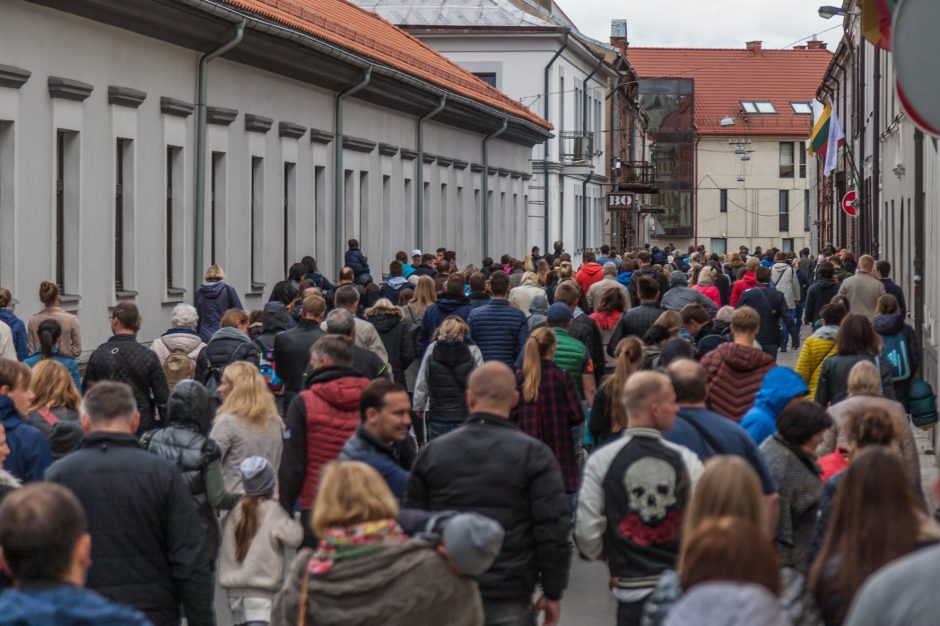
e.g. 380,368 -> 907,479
219,456 -> 303,626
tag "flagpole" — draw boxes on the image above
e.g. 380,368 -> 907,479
842,142 -> 863,190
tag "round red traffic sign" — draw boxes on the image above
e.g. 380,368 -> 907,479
842,190 -> 857,218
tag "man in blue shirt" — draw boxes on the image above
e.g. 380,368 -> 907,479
663,359 -> 778,498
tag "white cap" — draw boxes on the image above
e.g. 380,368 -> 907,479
411,249 -> 423,257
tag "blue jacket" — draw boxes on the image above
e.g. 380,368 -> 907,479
740,367 -> 809,445
402,263 -> 416,279
344,249 -> 371,278
380,276 -> 411,304
194,281 -> 242,343
0,396 -> 52,483
615,271 -> 632,290
338,425 -> 412,499
419,296 -> 472,355
0,309 -> 28,360
0,584 -> 150,626
24,349 -> 81,390
468,299 -> 529,368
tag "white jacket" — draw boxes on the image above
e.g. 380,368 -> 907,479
771,262 -> 798,309
151,331 -> 206,365
0,320 -> 15,360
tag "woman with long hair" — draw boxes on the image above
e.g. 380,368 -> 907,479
272,461 -> 485,626
209,361 -> 284,493
796,302 -> 848,399
692,266 -> 721,309
402,276 -> 436,391
27,280 -> 81,358
816,314 -> 895,406
589,336 -> 644,446
23,319 -> 80,389
24,359 -> 80,437
809,448 -> 938,625
873,293 -> 919,411
510,328 -> 585,498
590,288 -> 627,372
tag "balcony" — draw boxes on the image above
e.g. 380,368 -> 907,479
615,161 -> 658,193
560,131 -> 594,165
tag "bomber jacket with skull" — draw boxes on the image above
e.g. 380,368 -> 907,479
574,428 -> 703,588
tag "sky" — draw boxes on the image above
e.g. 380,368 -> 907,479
552,0 -> 843,49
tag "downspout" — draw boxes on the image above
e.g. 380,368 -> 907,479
416,95 -> 447,250
913,129 -> 925,359
194,20 -> 245,293
581,54 -> 605,252
482,116 -> 508,258
872,50 -> 881,259
333,66 -> 372,276
543,30 -> 570,252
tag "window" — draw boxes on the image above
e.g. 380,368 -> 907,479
755,101 -> 776,113
719,188 -> 728,213
804,189 -> 810,232
315,166 -> 326,256
473,72 -> 497,88
799,141 -> 807,178
782,238 -> 794,252
56,131 -> 66,290
791,101 -> 812,115
779,142 -> 794,178
559,76 -> 565,136
115,138 -> 132,292
53,129 -> 82,296
283,162 -> 295,274
211,152 -> 225,264
779,190 -> 790,231
359,171 -> 369,244
711,238 -> 727,255
741,101 -> 776,114
0,122 -> 12,288
250,156 -> 264,285
165,145 -> 182,289
741,101 -> 758,114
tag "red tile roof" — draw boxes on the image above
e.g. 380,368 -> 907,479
222,0 -> 551,129
627,44 -> 831,136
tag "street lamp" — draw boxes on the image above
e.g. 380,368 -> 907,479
818,5 -> 859,18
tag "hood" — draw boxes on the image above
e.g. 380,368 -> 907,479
664,583 -> 789,626
385,276 -> 409,290
436,296 -> 470,314
530,294 -> 548,315
0,396 -> 18,422
432,339 -> 473,367
814,277 -> 836,288
210,326 -> 253,344
310,372 -> 369,412
370,312 -> 403,333
167,380 -> 213,432
738,271 -> 758,287
669,271 -> 688,287
198,280 -> 228,299
812,324 -> 840,340
772,262 -> 792,272
753,367 -> 809,416
578,263 -> 603,278
0,309 -> 18,325
158,332 -> 204,355
719,343 -> 775,372
263,302 -> 291,333
591,310 -> 622,331
616,271 -> 632,288
873,313 -> 907,335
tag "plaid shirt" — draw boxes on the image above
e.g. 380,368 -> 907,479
512,361 -> 586,492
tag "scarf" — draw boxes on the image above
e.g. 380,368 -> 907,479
308,518 -> 407,575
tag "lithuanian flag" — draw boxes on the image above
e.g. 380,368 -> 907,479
862,0 -> 898,50
808,100 -> 832,157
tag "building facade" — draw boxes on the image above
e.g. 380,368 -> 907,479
0,0 -> 549,353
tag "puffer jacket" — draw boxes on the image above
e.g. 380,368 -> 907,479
730,270 -> 757,307
370,312 -> 416,385
468,299 -> 529,368
701,343 -> 775,422
771,262 -> 798,308
803,277 -> 840,325
740,368 -> 810,444
344,248 -> 371,279
794,325 -> 839,398
279,367 -> 369,511
815,353 -> 896,407
419,296 -> 472,355
202,327 -> 261,383
195,280 -> 242,343
381,276 -> 411,303
414,340 -> 480,422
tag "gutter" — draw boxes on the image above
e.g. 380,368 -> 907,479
581,54 -> 604,251
482,117 -> 509,258
543,29 -> 570,251
416,95 -> 447,249
334,67 -> 372,275
193,20 -> 245,293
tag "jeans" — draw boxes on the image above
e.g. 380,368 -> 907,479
617,598 -> 649,626
780,308 -> 799,349
427,420 -> 462,441
482,599 -> 534,626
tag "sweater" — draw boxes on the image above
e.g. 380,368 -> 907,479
209,412 -> 284,493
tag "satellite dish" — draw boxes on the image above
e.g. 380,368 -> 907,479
894,0 -> 940,136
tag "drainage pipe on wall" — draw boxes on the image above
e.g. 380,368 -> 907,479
482,116 -> 508,258
580,54 -> 605,252
543,30 -> 570,252
194,20 -> 245,293
416,94 -> 447,249
333,66 -> 372,275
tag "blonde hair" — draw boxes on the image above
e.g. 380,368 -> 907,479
684,456 -> 767,546
847,360 -> 882,397
522,328 -> 556,402
698,266 -> 716,286
411,276 -> 437,317
365,298 -> 401,319
601,337 -> 645,433
433,316 -> 469,342
523,256 -> 535,272
216,361 -> 279,428
220,308 -> 248,329
204,264 -> 225,282
557,262 -> 574,281
655,310 -> 682,338
28,359 -> 80,413
312,461 -> 399,536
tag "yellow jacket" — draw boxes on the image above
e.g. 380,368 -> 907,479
795,332 -> 838,398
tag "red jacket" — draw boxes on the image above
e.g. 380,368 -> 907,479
576,263 -> 604,295
701,342 -> 775,422
730,271 -> 757,307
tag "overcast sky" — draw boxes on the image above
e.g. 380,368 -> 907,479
553,0 -> 843,49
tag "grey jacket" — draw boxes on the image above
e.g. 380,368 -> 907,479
836,271 -> 885,320
661,286 -> 718,316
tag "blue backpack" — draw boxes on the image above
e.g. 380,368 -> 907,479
880,333 -> 911,382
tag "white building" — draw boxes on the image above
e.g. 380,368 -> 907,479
0,0 -> 549,352
348,0 -> 631,262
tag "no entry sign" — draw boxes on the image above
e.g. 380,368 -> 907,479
842,190 -> 858,218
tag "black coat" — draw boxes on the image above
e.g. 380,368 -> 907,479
370,313 -> 416,385
274,319 -> 326,408
607,303 -> 663,357
201,328 -> 261,381
737,284 -> 791,350
268,278 -> 299,305
83,335 -> 169,433
426,340 -> 475,423
815,353 -> 896,407
46,432 -> 212,626
571,312 -> 605,385
804,278 -> 840,325
405,413 -> 571,603
627,266 -> 669,307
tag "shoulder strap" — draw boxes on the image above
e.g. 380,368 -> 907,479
676,412 -> 725,455
36,407 -> 59,427
113,345 -> 152,394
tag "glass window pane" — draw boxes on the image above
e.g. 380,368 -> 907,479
779,142 -> 794,178
755,101 -> 776,113
791,102 -> 812,114
741,101 -> 757,113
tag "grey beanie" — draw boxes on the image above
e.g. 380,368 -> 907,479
669,271 -> 688,287
441,513 -> 505,577
240,456 -> 276,497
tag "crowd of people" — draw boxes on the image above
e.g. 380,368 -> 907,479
0,238 -> 937,626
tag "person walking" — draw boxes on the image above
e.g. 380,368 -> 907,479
592,288 -> 628,370
737,266 -> 792,359
679,303 -> 724,359
873,294 -> 918,411
23,319 -> 81,389
803,262 -> 841,328
740,367 -> 810,445
150,303 -> 208,389
366,298 -> 416,386
0,288 -> 28,360
419,273 -> 472,355
575,251 -> 604,295
587,262 -> 631,311
589,337 -> 644,446
509,271 -> 546,316
836,254 -> 885,320
607,275 -> 662,357
195,264 -> 243,343
770,252 -> 800,352
730,257 -> 760,307
552,281 -> 605,388
202,308 -> 262,392
322,285 -> 389,366
795,302 -> 847,399
23,359 -> 80,438
875,260 -> 907,318
274,295 -> 327,410
344,238 -> 372,283
406,362 -> 571,626
82,302 -> 169,433
268,262 -> 307,306
661,271 -> 718,316
27,281 -> 81,358
0,359 -> 51,483
381,259 -> 412,304
691,266 -> 721,309
468,270 -> 529,368
815,314 -> 896,406
209,361 -> 284,494
46,382 -> 212,626
323,309 -> 390,380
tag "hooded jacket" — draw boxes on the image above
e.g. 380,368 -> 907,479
0,585 -> 150,626
469,292 -> 491,309
381,276 -> 411,303
268,278 -> 299,305
413,340 -> 483,421
616,271 -> 632,290
0,396 -> 52,483
661,273 -> 718,315
202,327 -> 261,382
194,280 -> 242,343
795,325 -> 839,398
468,299 -> 529,368
730,270 -> 757,307
274,318 -> 326,409
740,368 -> 809,444
663,583 -> 790,626
815,353 -> 896,407
737,284 -> 790,349
575,262 -> 604,295
508,275 -> 546,316
254,301 -> 292,355
701,343 -> 776,422
344,248 -> 371,279
0,308 -> 28,360
771,262 -> 798,308
419,296 -> 472,355
527,294 -> 548,331
369,312 -> 416,385
873,313 -> 920,378
803,277 -> 840,325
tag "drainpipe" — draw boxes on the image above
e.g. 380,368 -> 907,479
482,116 -> 508,258
872,50 -> 881,259
333,66 -> 372,276
543,30 -> 570,252
416,94 -> 447,249
913,129 -> 925,359
194,20 -> 245,293
581,54 -> 604,252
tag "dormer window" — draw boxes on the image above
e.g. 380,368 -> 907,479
741,100 -> 776,114
790,101 -> 812,114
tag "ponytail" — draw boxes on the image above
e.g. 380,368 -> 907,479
234,495 -> 266,562
522,328 -> 556,403
603,337 -> 645,433
37,320 -> 62,360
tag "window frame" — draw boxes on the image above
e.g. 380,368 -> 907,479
719,188 -> 728,213
779,189 -> 790,232
791,101 -> 812,115
779,142 -> 795,178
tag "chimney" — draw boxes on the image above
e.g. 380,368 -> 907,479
746,40 -> 762,53
807,39 -> 828,50
792,44 -> 807,50
610,19 -> 628,50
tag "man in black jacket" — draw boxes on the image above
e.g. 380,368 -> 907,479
803,261 -> 840,326
405,362 -> 570,626
608,275 -> 663,357
627,250 -> 669,307
738,266 -> 792,361
553,281 -> 605,386
268,262 -> 307,305
275,294 -> 326,410
82,302 -> 169,433
46,382 -> 211,626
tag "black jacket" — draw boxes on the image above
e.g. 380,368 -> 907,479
469,293 -> 491,309
353,345 -> 391,380
804,278 -> 840,325
628,266 -> 669,307
405,413 -> 571,603
607,303 -> 663,357
815,353 -> 896,406
268,278 -> 299,305
201,328 -> 261,382
572,311 -> 605,385
737,284 -> 791,350
83,335 -> 169,433
693,321 -> 726,359
46,432 -> 212,626
274,319 -> 326,408
426,340 -> 475,423
369,313 -> 416,385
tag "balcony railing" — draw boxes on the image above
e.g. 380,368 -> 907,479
615,161 -> 658,192
559,131 -> 594,164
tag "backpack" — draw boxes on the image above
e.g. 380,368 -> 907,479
909,377 -> 938,429
255,339 -> 283,394
163,347 -> 196,390
880,333 -> 911,382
